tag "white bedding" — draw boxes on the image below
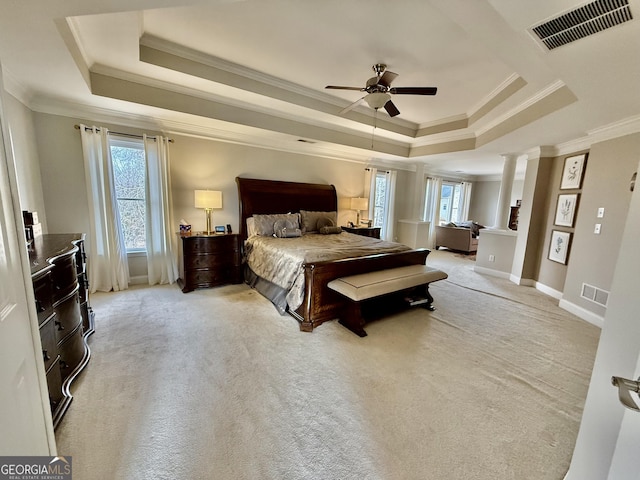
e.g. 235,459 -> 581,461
244,231 -> 410,311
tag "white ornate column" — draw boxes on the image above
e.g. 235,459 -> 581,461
493,154 -> 518,230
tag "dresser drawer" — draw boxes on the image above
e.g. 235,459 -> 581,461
59,324 -> 86,380
51,251 -> 78,301
40,316 -> 58,372
53,290 -> 82,345
46,358 -> 63,413
33,269 -> 54,326
183,235 -> 238,255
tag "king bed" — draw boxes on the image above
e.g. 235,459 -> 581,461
236,177 -> 430,332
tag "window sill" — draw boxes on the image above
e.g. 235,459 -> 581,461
127,250 -> 147,257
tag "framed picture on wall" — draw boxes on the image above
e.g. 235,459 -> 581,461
560,153 -> 587,189
548,230 -> 572,265
554,193 -> 579,227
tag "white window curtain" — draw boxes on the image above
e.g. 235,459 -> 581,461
144,134 -> 178,285
424,176 -> 443,249
80,125 -> 129,293
364,167 -> 375,221
460,181 -> 473,221
381,170 -> 397,241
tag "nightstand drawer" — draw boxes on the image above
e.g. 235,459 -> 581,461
185,268 -> 230,287
184,253 -> 230,269
183,235 -> 238,254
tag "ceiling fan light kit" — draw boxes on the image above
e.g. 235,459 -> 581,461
364,92 -> 391,110
326,64 -> 437,118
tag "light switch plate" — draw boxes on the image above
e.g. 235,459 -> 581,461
594,223 -> 602,234
597,207 -> 605,218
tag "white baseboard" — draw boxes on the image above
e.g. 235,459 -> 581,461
473,265 -> 511,279
558,298 -> 604,328
535,282 -> 563,300
130,275 -> 148,285
509,274 -> 535,286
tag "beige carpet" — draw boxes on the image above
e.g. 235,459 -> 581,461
56,251 -> 600,480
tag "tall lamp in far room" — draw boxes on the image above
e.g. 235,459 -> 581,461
350,197 -> 369,226
194,190 -> 222,235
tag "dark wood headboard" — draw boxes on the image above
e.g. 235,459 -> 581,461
236,177 -> 338,241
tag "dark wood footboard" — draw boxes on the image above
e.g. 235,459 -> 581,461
290,249 -> 430,331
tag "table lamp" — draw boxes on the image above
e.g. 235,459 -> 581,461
350,197 -> 369,225
195,190 -> 222,235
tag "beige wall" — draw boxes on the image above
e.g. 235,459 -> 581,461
169,134 -> 370,234
562,135 -> 640,317
32,111 -> 415,245
4,93 -> 47,231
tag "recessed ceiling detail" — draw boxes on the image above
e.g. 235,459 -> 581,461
532,0 -> 633,50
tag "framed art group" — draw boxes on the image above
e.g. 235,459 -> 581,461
548,153 -> 587,265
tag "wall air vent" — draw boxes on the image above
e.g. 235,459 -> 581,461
581,282 -> 609,307
531,0 -> 633,50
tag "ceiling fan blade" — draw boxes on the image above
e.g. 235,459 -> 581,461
384,100 -> 400,117
339,96 -> 366,115
390,86 -> 438,95
326,85 -> 365,91
378,70 -> 398,87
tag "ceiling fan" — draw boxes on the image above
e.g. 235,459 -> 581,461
325,63 -> 437,117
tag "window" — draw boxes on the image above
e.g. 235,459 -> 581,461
110,138 -> 146,251
424,178 -> 472,226
372,172 -> 387,229
439,181 -> 463,224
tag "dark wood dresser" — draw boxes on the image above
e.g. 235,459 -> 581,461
342,225 -> 381,239
29,233 -> 94,428
177,233 -> 242,293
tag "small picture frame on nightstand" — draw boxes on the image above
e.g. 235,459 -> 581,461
214,225 -> 226,234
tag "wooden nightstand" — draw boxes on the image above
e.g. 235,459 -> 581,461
177,233 -> 243,293
342,226 -> 381,239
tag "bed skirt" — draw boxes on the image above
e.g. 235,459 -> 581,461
244,265 -> 289,315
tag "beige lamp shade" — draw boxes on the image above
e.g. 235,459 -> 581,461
194,190 -> 222,209
350,197 -> 369,211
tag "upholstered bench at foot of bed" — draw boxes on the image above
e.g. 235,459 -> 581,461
327,265 -> 448,337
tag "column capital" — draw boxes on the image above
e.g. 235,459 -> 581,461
500,153 -> 520,162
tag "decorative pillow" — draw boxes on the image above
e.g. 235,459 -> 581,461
246,217 -> 257,237
252,213 -> 299,236
300,210 -> 337,233
319,225 -> 342,235
273,219 -> 302,238
316,216 -> 335,230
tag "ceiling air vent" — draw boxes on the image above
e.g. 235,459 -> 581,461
532,0 -> 633,50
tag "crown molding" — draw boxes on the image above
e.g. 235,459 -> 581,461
524,145 -> 556,159
29,94 -> 382,165
588,114 -> 640,143
2,68 -> 33,106
475,79 -> 567,137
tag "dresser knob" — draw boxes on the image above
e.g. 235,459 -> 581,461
43,350 -> 50,361
55,320 -> 65,331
